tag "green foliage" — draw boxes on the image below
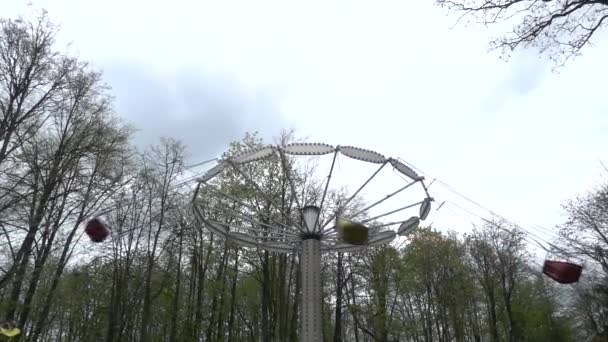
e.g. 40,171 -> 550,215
0,122 -> 581,341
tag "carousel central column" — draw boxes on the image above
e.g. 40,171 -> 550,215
300,206 -> 323,342
301,237 -> 322,342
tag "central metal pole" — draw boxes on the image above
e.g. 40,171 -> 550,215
301,238 -> 322,342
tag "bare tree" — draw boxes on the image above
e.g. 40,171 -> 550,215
0,11 -> 76,223
561,183 -> 608,275
138,138 -> 185,341
480,220 -> 527,342
559,182 -> 608,338
105,174 -> 150,342
0,11 -> 78,290
467,234 -> 501,342
0,59 -> 132,339
435,0 -> 608,65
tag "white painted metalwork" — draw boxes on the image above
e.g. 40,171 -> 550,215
198,162 -> 225,183
322,242 -> 365,253
302,205 -> 321,234
420,197 -> 432,220
390,158 -> 422,181
191,142 -> 433,342
231,145 -> 275,164
282,143 -> 335,155
398,216 -> 420,236
261,242 -> 296,254
339,145 -> 386,163
229,232 -> 258,248
368,230 -> 396,246
301,239 -> 322,342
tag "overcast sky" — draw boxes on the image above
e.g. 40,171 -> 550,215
2,0 -> 608,254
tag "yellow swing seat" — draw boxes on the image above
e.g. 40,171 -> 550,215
0,322 -> 21,337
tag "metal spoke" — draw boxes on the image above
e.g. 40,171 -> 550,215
319,180 -> 418,236
322,232 -> 338,240
261,237 -> 302,245
227,161 -> 300,229
204,206 -> 300,237
204,200 -> 292,231
314,149 -> 339,233
348,180 -> 418,220
235,222 -> 300,239
235,226 -> 301,240
200,183 -> 258,215
360,200 -> 423,224
278,148 -> 303,213
323,227 -> 338,234
199,183 -> 297,233
368,220 -> 408,230
320,161 -> 388,230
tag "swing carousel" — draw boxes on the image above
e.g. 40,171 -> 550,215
77,142 -> 586,342
189,143 -> 433,342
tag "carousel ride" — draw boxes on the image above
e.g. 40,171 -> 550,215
75,142 -> 584,341
190,143 -> 432,341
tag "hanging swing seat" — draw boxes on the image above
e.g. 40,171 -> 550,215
85,217 -> 110,242
337,218 -> 369,245
542,260 -> 583,284
0,321 -> 20,337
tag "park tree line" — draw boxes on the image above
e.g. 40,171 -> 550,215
1,11 -> 607,342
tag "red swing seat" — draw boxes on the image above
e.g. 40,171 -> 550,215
85,217 -> 110,242
542,259 -> 583,284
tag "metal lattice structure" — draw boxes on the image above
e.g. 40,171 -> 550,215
191,143 -> 432,342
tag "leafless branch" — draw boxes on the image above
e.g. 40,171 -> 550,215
435,0 -> 608,65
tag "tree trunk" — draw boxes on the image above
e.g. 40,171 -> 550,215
333,252 -> 344,342
5,254 -> 29,321
276,254 -> 287,340
215,245 -> 231,341
206,242 -> 229,341
487,289 -> 499,342
503,292 -> 519,342
18,199 -> 65,330
169,227 -> 184,342
105,264 -> 123,342
289,254 -> 301,342
227,248 -> 240,342
139,254 -> 155,342
17,234 -> 54,335
193,234 -> 214,340
261,250 -> 271,342
347,266 -> 360,342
